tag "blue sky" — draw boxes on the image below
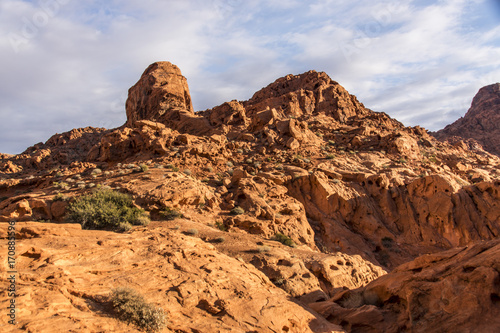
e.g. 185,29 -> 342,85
0,0 -> 499,154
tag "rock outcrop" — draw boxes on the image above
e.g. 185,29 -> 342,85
311,239 -> 500,332
434,83 -> 500,156
125,62 -> 194,125
0,222 -> 343,332
1,61 -> 500,332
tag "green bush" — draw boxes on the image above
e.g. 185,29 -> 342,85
65,189 -> 149,231
110,287 -> 166,332
160,207 -> 182,220
139,164 -> 149,172
215,221 -> 227,231
274,233 -> 296,247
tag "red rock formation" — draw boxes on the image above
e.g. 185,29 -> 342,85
1,61 -> 500,332
125,62 -> 194,125
434,83 -> 500,156
311,239 -> 500,332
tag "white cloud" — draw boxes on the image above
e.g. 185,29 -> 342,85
0,0 -> 499,154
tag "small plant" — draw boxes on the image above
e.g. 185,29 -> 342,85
185,228 -> 199,236
215,221 -> 227,231
230,206 -> 245,215
53,181 -> 70,190
213,237 -> 225,243
65,189 -> 150,231
382,236 -> 394,248
110,287 -> 166,332
139,164 -> 149,172
91,168 -> 102,175
160,207 -> 182,220
258,246 -> 271,253
326,154 -> 335,160
398,158 -> 407,165
172,167 -> 180,172
272,277 -> 285,287
339,291 -> 365,309
274,233 -> 296,247
53,193 -> 69,201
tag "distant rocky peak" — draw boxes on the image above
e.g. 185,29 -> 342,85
467,82 -> 500,118
433,83 -> 500,156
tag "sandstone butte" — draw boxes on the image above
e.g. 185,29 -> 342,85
0,61 -> 499,332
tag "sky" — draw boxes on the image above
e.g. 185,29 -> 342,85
0,0 -> 499,154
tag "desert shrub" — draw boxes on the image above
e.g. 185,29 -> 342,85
274,233 -> 296,247
185,228 -> 198,236
110,287 -> 166,332
160,207 -> 182,220
139,164 -> 149,172
215,221 -> 227,231
258,246 -> 271,253
230,206 -> 245,215
65,189 -> 149,231
91,168 -> 102,175
213,237 -> 225,243
272,277 -> 285,287
382,236 -> 394,248
339,291 -> 365,308
326,154 -> 335,160
53,193 -> 69,201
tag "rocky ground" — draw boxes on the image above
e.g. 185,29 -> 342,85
1,62 -> 500,332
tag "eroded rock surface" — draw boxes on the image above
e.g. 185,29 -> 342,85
311,239 -> 500,332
